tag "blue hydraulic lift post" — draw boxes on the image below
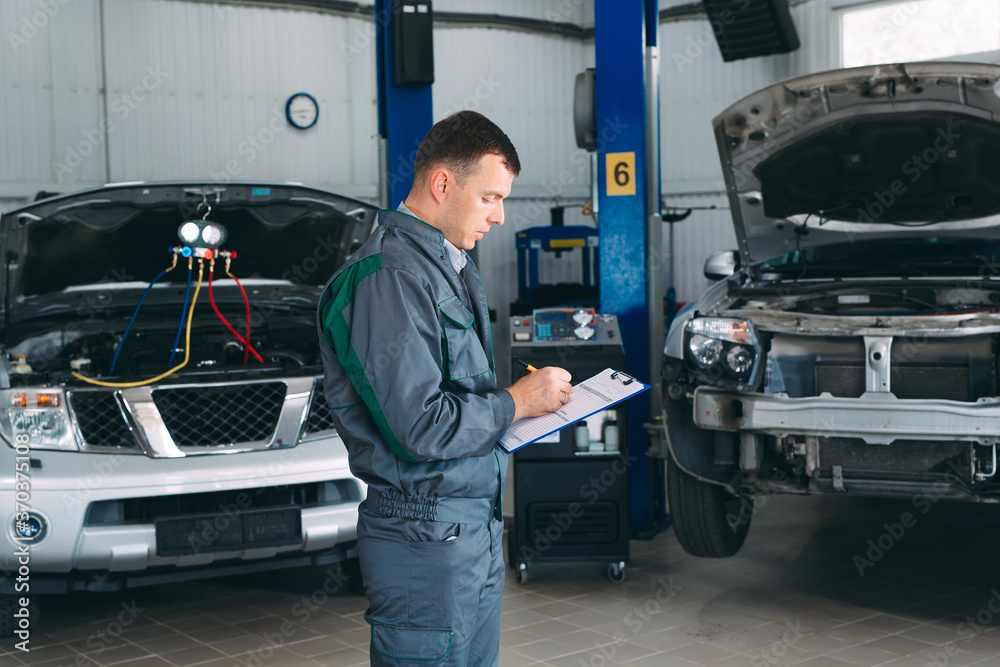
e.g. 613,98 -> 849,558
375,0 -> 433,209
595,0 -> 667,535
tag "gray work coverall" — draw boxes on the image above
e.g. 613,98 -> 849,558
317,209 -> 514,666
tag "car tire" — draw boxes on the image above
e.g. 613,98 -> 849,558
667,457 -> 751,558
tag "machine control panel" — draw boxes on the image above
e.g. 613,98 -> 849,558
511,310 -> 621,344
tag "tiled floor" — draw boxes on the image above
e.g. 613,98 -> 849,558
5,493 -> 1000,666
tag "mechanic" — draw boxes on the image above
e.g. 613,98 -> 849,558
318,110 -> 572,666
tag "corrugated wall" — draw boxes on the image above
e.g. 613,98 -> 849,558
100,0 -> 379,195
2,0 -> 105,193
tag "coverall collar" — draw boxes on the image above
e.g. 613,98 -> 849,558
394,202 -> 468,275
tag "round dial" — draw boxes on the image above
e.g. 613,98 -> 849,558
574,325 -> 596,340
572,309 -> 594,325
285,93 -> 319,130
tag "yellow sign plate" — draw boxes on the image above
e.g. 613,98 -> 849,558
606,152 -> 636,196
549,239 -> 586,248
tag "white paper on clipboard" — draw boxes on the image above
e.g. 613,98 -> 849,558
498,368 -> 650,453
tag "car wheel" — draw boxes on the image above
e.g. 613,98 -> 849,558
667,457 -> 751,558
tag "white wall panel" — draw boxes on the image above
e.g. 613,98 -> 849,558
0,0 -> 104,186
789,0 -> 839,75
100,0 -> 378,193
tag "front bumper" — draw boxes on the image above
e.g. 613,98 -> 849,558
0,436 -> 364,590
693,388 -> 1000,446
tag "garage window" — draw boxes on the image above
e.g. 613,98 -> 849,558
839,0 -> 1000,68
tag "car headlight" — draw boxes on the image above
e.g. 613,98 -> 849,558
0,389 -> 79,451
683,318 -> 764,390
688,335 -> 723,368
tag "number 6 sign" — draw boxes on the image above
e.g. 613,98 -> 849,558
605,152 -> 636,196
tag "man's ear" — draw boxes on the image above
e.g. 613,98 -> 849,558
428,167 -> 452,205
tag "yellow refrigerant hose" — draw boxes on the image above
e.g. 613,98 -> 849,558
72,260 -> 204,388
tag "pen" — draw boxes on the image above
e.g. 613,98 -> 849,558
515,358 -> 537,373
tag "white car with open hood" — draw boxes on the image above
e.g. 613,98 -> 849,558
661,62 -> 1000,558
0,182 -> 375,636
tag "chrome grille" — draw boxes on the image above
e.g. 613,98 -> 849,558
302,379 -> 337,437
151,382 -> 286,448
68,391 -> 137,449
815,365 -> 970,401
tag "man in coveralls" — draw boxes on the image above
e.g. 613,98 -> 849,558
318,111 -> 572,665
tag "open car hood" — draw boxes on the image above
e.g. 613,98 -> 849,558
0,182 -> 378,323
714,62 -> 1000,265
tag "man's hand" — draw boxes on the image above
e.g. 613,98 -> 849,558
506,366 -> 573,422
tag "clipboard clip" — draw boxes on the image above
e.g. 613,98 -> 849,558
610,370 -> 635,386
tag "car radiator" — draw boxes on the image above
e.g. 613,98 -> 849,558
816,437 -> 973,485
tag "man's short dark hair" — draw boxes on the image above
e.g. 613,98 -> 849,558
412,111 -> 521,187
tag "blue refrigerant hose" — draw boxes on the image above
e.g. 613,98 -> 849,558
108,268 -> 170,375
167,265 -> 194,367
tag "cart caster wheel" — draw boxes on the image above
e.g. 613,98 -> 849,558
607,562 -> 625,583
516,564 -> 528,585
